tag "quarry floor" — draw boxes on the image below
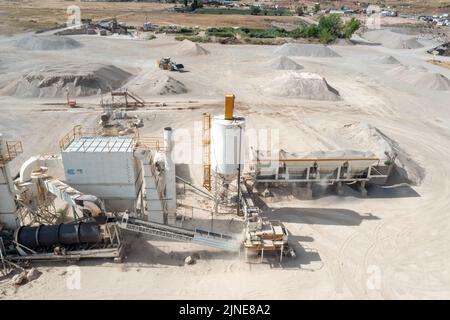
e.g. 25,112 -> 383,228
1,31 -> 450,299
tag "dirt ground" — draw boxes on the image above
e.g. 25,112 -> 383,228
1,24 -> 450,299
1,0 -> 446,35
0,0 -> 302,33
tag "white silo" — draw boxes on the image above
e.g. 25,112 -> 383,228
0,134 -> 18,229
211,95 -> 245,182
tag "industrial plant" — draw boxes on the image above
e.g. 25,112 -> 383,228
0,93 -> 397,267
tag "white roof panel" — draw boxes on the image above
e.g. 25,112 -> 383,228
63,136 -> 134,153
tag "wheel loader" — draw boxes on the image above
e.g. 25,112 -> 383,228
157,57 -> 184,72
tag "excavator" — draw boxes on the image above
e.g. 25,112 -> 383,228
157,57 -> 184,72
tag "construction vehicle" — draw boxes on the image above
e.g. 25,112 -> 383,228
157,57 -> 184,72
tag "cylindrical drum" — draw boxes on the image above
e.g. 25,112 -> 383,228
79,222 -> 102,243
58,223 -> 80,245
15,226 -> 40,248
38,224 -> 61,247
15,222 -> 101,249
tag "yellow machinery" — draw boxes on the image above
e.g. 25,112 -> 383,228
202,113 -> 211,191
157,57 -> 184,72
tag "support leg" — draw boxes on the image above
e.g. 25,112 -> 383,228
262,183 -> 270,198
359,181 -> 368,197
336,181 -> 344,196
305,182 -> 313,199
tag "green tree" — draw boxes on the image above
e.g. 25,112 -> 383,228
250,5 -> 261,15
191,0 -> 203,10
314,3 -> 321,14
342,17 -> 361,38
318,14 -> 343,39
184,0 -> 188,7
296,6 -> 304,16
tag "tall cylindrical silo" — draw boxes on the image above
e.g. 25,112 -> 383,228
0,134 -> 17,229
210,95 -> 245,182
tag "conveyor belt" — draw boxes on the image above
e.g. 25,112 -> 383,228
119,214 -> 241,252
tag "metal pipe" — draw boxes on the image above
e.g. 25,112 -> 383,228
175,176 -> 213,200
224,94 -> 235,120
236,124 -> 242,216
164,127 -> 176,221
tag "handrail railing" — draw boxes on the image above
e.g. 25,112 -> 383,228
59,125 -> 140,151
135,137 -> 165,151
0,140 -> 23,164
59,126 -> 166,152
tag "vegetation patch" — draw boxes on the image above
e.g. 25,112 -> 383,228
194,7 -> 292,16
203,15 -> 360,44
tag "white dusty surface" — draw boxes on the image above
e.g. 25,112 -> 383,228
1,32 -> 450,299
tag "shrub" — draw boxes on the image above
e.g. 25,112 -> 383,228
342,17 -> 361,39
314,3 -> 321,14
207,27 -> 236,37
175,35 -> 211,43
250,5 -> 261,15
296,6 -> 305,16
305,24 -> 319,38
319,28 -> 334,44
288,24 -> 319,39
318,14 -> 343,39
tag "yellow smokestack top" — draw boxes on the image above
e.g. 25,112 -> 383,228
224,94 -> 235,120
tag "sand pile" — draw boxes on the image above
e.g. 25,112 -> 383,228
332,38 -> 355,46
265,71 -> 340,101
16,35 -> 82,51
1,63 -> 131,98
267,56 -> 303,70
375,55 -> 400,65
135,73 -> 188,95
362,29 -> 423,49
386,65 -> 450,91
274,43 -> 340,57
335,122 -> 425,185
173,40 -> 210,56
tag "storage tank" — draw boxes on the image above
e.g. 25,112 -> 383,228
0,134 -> 17,229
211,95 -> 246,181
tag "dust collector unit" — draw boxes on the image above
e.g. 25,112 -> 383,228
211,94 -> 246,181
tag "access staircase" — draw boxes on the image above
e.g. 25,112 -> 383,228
111,89 -> 145,109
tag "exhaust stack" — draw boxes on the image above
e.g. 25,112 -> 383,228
224,94 -> 235,120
